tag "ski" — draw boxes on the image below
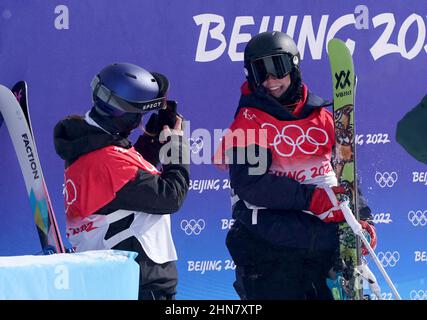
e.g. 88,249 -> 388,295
327,39 -> 362,299
0,82 -> 65,253
339,199 -> 401,299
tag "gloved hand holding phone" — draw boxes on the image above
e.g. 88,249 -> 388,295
134,100 -> 184,165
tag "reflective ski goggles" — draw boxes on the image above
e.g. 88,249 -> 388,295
250,54 -> 293,85
91,76 -> 167,114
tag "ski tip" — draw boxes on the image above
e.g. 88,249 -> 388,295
11,80 -> 27,90
11,80 -> 28,96
0,82 -> 27,97
327,38 -> 350,54
10,81 -> 28,108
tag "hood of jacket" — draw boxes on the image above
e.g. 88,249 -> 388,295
53,115 -> 131,167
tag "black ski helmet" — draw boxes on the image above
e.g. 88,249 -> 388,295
90,62 -> 169,136
244,31 -> 300,88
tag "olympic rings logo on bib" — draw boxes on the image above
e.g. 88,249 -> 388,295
261,122 -> 329,157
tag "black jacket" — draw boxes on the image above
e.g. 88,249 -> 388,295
226,84 -> 371,265
53,115 -> 189,295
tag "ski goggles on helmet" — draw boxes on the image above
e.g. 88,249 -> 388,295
250,54 -> 293,85
91,75 -> 167,115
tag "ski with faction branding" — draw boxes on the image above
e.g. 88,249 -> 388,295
327,38 -> 362,300
0,81 -> 65,254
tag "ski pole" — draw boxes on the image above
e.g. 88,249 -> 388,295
340,201 -> 401,300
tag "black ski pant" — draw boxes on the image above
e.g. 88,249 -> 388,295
113,237 -> 178,300
234,249 -> 335,300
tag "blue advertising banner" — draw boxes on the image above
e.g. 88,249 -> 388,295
0,0 -> 426,300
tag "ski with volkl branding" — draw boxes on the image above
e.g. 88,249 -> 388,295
327,39 -> 401,300
327,38 -> 362,300
0,81 -> 65,253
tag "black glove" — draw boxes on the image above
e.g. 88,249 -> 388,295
143,100 -> 180,136
159,100 -> 179,130
134,100 -> 182,165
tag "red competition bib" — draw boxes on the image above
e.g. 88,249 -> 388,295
216,107 -> 336,184
64,146 -> 159,218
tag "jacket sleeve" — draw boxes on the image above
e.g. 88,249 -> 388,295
396,94 -> 427,164
228,145 -> 316,210
97,136 -> 190,215
133,133 -> 162,167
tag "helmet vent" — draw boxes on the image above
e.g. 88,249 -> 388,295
124,72 -> 137,79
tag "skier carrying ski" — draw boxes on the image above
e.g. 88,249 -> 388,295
217,32 -> 376,299
53,62 -> 189,300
